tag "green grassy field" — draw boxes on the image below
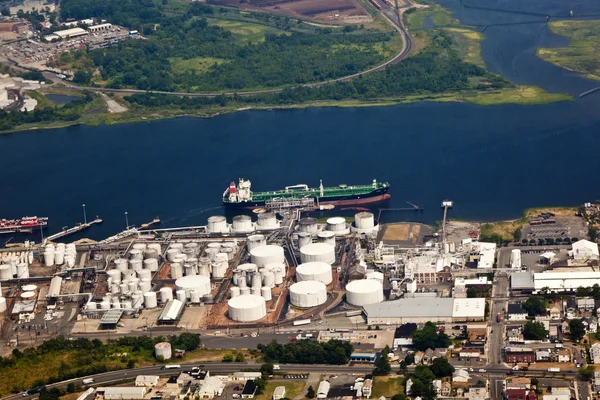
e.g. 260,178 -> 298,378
170,57 -> 229,74
537,20 -> 600,80
444,27 -> 484,67
370,376 -> 405,398
404,3 -> 456,30
208,19 -> 290,43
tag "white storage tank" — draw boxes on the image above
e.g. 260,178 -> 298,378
247,234 -> 266,251
43,249 -> 55,267
137,269 -> 152,281
212,262 -> 228,280
160,287 -> 174,303
144,292 -> 158,309
261,286 -> 272,301
257,213 -> 279,230
139,279 -> 152,293
0,265 -> 11,280
228,295 -> 266,322
208,216 -> 229,233
119,283 -> 129,295
199,263 -> 210,277
250,245 -> 285,267
222,247 -> 234,260
122,300 -> 133,309
355,212 -> 375,229
262,271 -> 275,288
148,243 -> 162,255
21,291 -> 35,299
54,248 -> 65,266
207,242 -> 222,250
167,248 -> 181,262
251,287 -> 260,296
190,290 -> 201,304
326,217 -> 346,233
232,215 -> 254,233
100,301 -> 111,310
175,275 -> 211,298
86,301 -> 97,311
511,249 -> 522,270
240,287 -> 251,296
273,267 -> 285,285
296,262 -> 333,285
129,259 -> 143,272
110,284 -> 119,295
184,264 -> 196,277
366,271 -> 384,283
171,263 -> 183,279
205,247 -> 219,261
300,243 -> 335,264
170,242 -> 184,252
230,286 -> 241,298
143,258 -> 159,272
0,297 -> 5,313
16,263 -> 29,279
155,342 -> 172,360
130,249 -> 143,260
251,273 -> 262,289
299,217 -> 318,233
115,258 -> 128,272
298,232 -> 312,248
176,289 -> 187,303
144,249 -> 159,260
346,279 -> 384,306
290,281 -> 327,308
317,231 -> 336,247
133,243 -> 147,251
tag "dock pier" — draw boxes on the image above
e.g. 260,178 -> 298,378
44,217 -> 103,243
140,217 -> 161,229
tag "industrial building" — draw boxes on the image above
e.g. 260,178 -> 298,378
53,27 -> 88,39
533,269 -> 600,292
362,297 -> 486,325
97,387 -> 147,400
569,239 -> 599,261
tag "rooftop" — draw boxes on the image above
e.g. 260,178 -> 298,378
100,309 -> 123,325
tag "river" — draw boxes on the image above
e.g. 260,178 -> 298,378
1,0 -> 600,242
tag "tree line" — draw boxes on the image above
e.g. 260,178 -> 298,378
257,339 -> 353,364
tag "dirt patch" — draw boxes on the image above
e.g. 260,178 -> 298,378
383,223 -> 410,241
209,0 -> 372,23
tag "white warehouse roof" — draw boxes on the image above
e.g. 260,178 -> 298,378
54,27 -> 88,38
569,239 -> 599,259
472,242 -> 496,269
534,271 -> 600,291
98,387 -> 147,400
452,298 -> 485,318
363,297 -> 486,319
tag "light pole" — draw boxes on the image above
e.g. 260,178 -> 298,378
125,212 -> 129,229
82,204 -> 87,224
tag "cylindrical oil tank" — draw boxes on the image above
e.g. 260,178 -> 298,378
175,275 -> 211,298
222,247 -> 234,260
205,247 -> 219,261
137,269 -> 152,281
184,264 -> 196,277
317,231 -> 336,247
247,234 -> 266,251
290,281 -> 327,308
86,301 -> 97,311
133,243 -> 147,251
132,291 -> 144,308
129,259 -> 143,272
130,249 -> 143,260
173,253 -> 187,265
263,271 -> 275,288
21,291 -> 35,299
155,342 -> 172,360
207,242 -> 222,250
111,297 -> 121,308
54,249 -> 65,266
176,289 -> 186,303
215,253 -> 228,264
208,216 -> 229,233
228,295 -> 266,322
231,286 -> 240,298
273,267 -> 285,285
119,283 -> 129,295
16,263 -> 29,279
257,213 -> 278,230
366,271 -> 384,283
139,278 -> 152,293
232,215 -> 254,233
251,272 -> 262,288
251,287 -> 260,296
160,287 -> 174,303
167,248 -> 181,262
296,262 -> 333,285
190,290 -> 201,304
212,262 -> 227,280
110,284 -> 119,295
238,263 -> 258,274
122,299 -> 133,309
143,258 -> 159,272
326,217 -> 346,233
240,287 -> 251,296
261,286 -> 272,301
0,297 -> 5,313
115,258 -> 128,272
184,242 -> 200,253
300,243 -> 335,264
144,292 -> 158,309
144,249 -> 159,260
299,217 -> 318,233
346,279 -> 384,306
22,284 -> 37,292
0,265 -> 11,280
298,232 -> 312,248
171,263 -> 183,279
128,280 -> 139,293
100,301 -> 111,310
148,243 -> 162,256
250,245 -> 284,267
355,212 -> 375,229
199,264 -> 210,277
171,242 -> 184,251
43,249 -> 55,267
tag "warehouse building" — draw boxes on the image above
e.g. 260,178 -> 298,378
96,387 -> 146,400
362,298 -> 485,325
534,269 -> 600,292
53,27 -> 88,39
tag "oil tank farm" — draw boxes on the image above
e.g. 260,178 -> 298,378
250,245 -> 285,267
296,262 -> 333,285
300,243 -> 335,264
345,279 -> 384,306
290,281 -> 327,308
228,294 -> 267,322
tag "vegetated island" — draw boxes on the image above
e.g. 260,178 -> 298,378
0,0 -> 572,133
537,19 -> 600,81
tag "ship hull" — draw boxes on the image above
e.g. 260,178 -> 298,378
224,187 -> 390,209
0,224 -> 47,235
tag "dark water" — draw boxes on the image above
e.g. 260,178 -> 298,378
45,94 -> 79,105
1,0 -> 600,242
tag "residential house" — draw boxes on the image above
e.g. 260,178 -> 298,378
506,389 -> 527,400
590,343 -> 600,364
557,349 -> 570,363
432,380 -> 442,396
414,351 -> 424,365
453,369 -> 470,383
466,386 -> 488,400
432,348 -> 448,360
507,326 -> 523,342
405,378 -> 413,395
362,379 -> 372,398
561,320 -> 570,335
423,348 -> 434,364
578,297 -> 595,310
548,325 -> 559,341
566,298 -> 577,319
548,303 -> 561,320
590,316 -> 599,333
441,382 -> 451,397
506,377 -> 531,390
505,348 -> 535,364
460,343 -> 485,360
273,387 -> 286,400
593,370 -> 600,393
535,349 -> 551,362
508,304 -> 529,321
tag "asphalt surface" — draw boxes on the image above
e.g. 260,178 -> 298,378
488,272 -> 509,400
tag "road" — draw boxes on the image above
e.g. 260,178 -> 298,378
488,272 -> 509,400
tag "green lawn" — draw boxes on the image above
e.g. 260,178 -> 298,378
404,4 -> 456,30
537,20 -> 600,80
207,19 -> 290,43
169,57 -> 229,74
371,376 -> 405,398
256,381 -> 306,400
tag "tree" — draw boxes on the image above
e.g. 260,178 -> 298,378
569,319 -> 586,342
522,296 -> 546,316
466,287 -> 477,298
235,352 -> 245,362
513,228 -> 521,242
127,359 -> 135,369
66,383 -> 75,393
373,345 -> 391,376
391,395 -> 408,400
523,321 -> 547,340
405,353 -> 415,365
73,70 -> 92,84
260,363 -> 274,377
254,378 -> 266,395
222,354 -> 234,362
306,386 -> 315,399
412,322 -> 450,351
431,357 -> 454,378
578,365 -> 595,381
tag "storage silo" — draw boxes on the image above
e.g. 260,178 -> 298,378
251,287 -> 260,296
184,264 -> 196,277
190,290 -> 201,304
167,248 -> 181,262
16,263 -> 29,279
110,284 -> 119,295
155,342 -> 172,360
170,263 -> 183,279
300,243 -> 335,264
100,301 -> 111,310
326,217 -> 346,233
299,217 -> 318,233
173,253 -> 187,265
139,278 -> 152,293
247,234 -> 266,251
171,242 -> 184,251
222,247 -> 234,260
263,271 -> 275,288
212,261 -> 228,280
133,243 -> 147,251
250,245 -> 285,267
144,292 -> 158,309
296,262 -> 333,285
175,275 -> 211,298
366,271 -> 384,283
130,249 -> 143,260
261,286 -> 272,301
184,242 -> 200,256
115,258 -> 128,272
144,249 -> 159,260
21,291 -> 35,300
129,259 -> 143,272
298,232 -> 312,248
232,215 -> 254,233
205,247 -> 219,261
290,281 -> 327,308
355,212 -> 375,229
251,273 -> 262,289
240,287 -> 251,296
230,286 -> 240,298
199,263 -> 210,278
346,279 -> 384,306
160,287 -> 174,303
317,231 -> 336,247
137,269 -> 151,281
257,213 -> 279,230
143,258 -> 159,271
273,267 -> 285,285
43,247 -> 55,267
119,283 -> 129,295
228,295 -> 266,322
54,247 -> 65,266
208,216 -> 229,233
128,280 -> 139,293
85,301 -> 97,311
0,265 -> 11,280
176,289 -> 186,303
148,243 -> 162,255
